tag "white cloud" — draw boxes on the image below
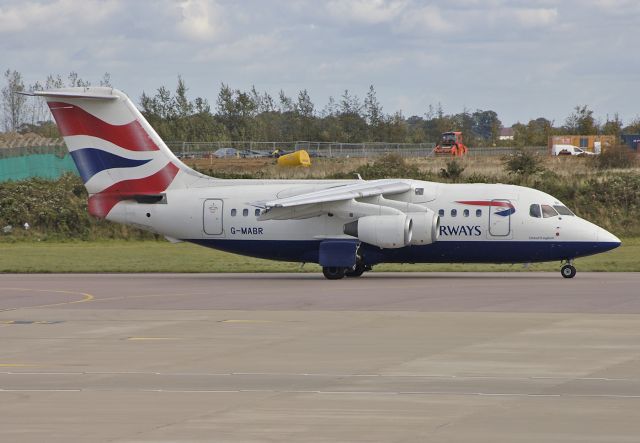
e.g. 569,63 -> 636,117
589,0 -> 640,15
194,32 -> 286,63
0,0 -> 121,34
1,0 -> 639,125
399,4 -> 448,33
176,0 -> 224,41
325,0 -> 407,24
510,7 -> 558,28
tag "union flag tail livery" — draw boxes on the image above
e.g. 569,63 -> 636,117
34,87 -> 203,218
28,87 -> 620,279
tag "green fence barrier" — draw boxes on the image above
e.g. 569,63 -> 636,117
0,153 -> 78,182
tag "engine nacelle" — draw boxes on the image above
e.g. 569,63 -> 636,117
344,214 -> 412,249
408,211 -> 439,245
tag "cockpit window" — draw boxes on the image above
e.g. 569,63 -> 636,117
553,205 -> 574,216
529,204 -> 541,218
541,204 -> 558,218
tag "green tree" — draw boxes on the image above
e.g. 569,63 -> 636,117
364,85 -> 384,140
624,117 -> 640,134
336,90 -> 366,142
99,73 -> 112,87
602,113 -> 623,138
296,89 -> 315,139
527,118 -> 553,146
471,110 -> 501,145
565,105 -> 598,134
2,69 -> 27,131
67,71 -> 90,87
174,76 -> 193,118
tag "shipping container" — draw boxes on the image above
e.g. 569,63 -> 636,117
621,134 -> 640,152
548,135 -> 616,154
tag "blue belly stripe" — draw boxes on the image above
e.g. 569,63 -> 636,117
70,148 -> 151,182
188,239 -> 620,265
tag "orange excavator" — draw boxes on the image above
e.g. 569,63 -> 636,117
434,131 -> 468,156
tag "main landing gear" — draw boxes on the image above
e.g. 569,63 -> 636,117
345,262 -> 367,278
560,260 -> 577,279
322,266 -> 346,280
322,263 -> 372,280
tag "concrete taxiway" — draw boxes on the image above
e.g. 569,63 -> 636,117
1,272 -> 640,442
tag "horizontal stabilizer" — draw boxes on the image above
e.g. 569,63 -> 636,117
18,88 -> 118,100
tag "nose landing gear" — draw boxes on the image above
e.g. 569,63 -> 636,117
561,260 -> 577,279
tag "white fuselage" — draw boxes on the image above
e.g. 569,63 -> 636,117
106,178 -> 620,265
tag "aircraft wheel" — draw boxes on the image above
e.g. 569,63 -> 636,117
561,264 -> 576,279
323,266 -> 346,280
345,262 -> 366,278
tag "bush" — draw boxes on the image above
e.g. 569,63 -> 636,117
438,159 -> 465,181
2,157 -> 640,241
0,174 -> 155,241
596,145 -> 637,170
502,149 -> 545,176
351,154 -> 425,180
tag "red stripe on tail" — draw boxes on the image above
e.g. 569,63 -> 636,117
48,102 -> 159,152
88,163 -> 179,218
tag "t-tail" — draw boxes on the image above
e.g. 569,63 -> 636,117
26,87 -> 207,218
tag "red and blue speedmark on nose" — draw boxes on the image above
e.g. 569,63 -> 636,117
48,102 -> 178,218
456,200 -> 516,216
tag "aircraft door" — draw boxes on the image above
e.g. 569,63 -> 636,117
488,199 -> 512,237
203,199 -> 224,235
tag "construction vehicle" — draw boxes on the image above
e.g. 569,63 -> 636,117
434,131 -> 468,156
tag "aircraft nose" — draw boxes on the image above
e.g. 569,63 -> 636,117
597,226 -> 621,250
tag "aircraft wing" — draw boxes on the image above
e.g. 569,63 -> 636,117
253,179 -> 411,209
252,179 -> 415,221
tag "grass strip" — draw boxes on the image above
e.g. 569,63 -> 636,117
0,238 -> 637,273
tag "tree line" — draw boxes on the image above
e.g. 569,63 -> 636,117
2,69 -> 639,146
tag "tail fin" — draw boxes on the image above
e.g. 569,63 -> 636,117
30,87 -> 204,218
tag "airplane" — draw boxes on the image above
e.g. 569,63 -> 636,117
24,87 -> 621,279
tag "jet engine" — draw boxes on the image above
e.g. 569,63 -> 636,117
407,211 -> 439,245
343,214 -> 412,249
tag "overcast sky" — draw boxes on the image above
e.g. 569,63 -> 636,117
1,0 -> 638,126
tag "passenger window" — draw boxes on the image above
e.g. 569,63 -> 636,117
541,204 -> 558,218
463,209 -> 469,217
476,209 -> 482,217
529,204 -> 541,218
231,209 -> 237,217
255,209 -> 261,217
243,208 -> 249,217
553,205 -> 574,216
451,209 -> 457,217
438,209 -> 444,217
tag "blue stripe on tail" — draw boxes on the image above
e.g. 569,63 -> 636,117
70,148 -> 151,182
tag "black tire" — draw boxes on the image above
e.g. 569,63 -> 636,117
561,264 -> 576,279
323,266 -> 346,280
345,262 -> 366,278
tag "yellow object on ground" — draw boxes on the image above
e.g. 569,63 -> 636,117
277,150 -> 311,167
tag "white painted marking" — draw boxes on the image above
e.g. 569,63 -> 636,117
1,388 -> 640,398
2,371 -> 640,383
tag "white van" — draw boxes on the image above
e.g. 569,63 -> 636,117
552,144 -> 597,156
